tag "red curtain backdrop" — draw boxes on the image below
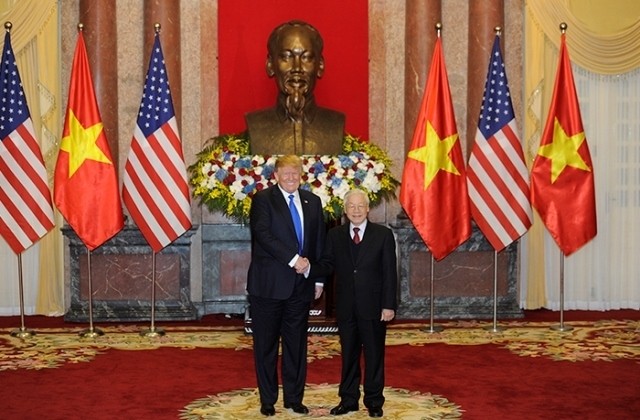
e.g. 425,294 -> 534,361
218,0 -> 369,139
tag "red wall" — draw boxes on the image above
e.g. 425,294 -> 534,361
218,0 -> 369,139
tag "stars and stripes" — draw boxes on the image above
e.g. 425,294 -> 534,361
0,31 -> 54,254
122,33 -> 191,253
467,36 -> 532,252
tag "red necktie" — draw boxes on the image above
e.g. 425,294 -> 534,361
353,227 -> 361,244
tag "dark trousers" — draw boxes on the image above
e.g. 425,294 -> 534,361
249,284 -> 310,406
337,308 -> 387,408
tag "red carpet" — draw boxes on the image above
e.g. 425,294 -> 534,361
1,310 -> 639,419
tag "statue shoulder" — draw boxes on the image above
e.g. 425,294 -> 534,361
316,106 -> 345,120
245,107 -> 279,126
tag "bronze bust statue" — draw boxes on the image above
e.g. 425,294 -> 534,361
246,20 -> 345,156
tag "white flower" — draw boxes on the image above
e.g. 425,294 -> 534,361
362,171 -> 382,193
311,186 -> 331,208
332,181 -> 351,199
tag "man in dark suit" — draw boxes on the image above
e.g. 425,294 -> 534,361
247,154 -> 326,416
308,188 -> 397,418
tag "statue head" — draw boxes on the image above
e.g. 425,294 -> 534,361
266,20 -> 325,121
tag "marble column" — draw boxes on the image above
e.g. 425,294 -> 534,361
466,0 -> 504,158
79,0 -> 119,167
143,0 -> 182,130
404,0 -> 441,152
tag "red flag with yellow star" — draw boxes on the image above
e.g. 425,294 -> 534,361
54,31 -> 124,250
400,37 -> 470,261
531,33 -> 596,256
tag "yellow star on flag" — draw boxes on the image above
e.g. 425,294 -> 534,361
537,117 -> 591,183
408,121 -> 461,189
60,109 -> 113,177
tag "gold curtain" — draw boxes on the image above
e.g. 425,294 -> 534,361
523,0 -> 640,308
0,0 -> 63,315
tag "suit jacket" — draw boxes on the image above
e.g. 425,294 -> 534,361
311,222 -> 397,320
247,185 -> 326,302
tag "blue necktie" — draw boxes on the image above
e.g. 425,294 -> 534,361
288,194 -> 303,254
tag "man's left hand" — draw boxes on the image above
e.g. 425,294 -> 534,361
381,309 -> 395,322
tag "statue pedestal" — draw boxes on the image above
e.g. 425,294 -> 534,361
63,226 -> 198,322
202,224 -> 336,333
391,220 -> 523,319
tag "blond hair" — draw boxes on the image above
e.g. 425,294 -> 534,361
275,155 -> 303,172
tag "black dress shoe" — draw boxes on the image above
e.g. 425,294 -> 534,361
284,402 -> 309,414
260,404 -> 275,416
367,406 -> 383,417
330,404 -> 359,415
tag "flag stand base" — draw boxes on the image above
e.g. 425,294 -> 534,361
422,324 -> 443,334
550,324 -> 573,332
79,327 -> 104,338
140,327 -> 165,337
483,325 -> 505,333
11,327 -> 35,339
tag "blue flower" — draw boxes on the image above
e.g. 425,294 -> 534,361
330,177 -> 345,188
311,160 -> 326,174
215,169 -> 228,181
242,182 -> 255,194
262,164 -> 275,179
353,169 -> 368,181
235,157 -> 253,169
337,155 -> 354,168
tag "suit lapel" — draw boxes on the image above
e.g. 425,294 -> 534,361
272,187 -> 297,241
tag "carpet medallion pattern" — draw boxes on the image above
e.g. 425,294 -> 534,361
180,384 -> 463,419
1,319 -> 638,371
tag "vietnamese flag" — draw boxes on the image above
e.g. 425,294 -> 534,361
54,30 -> 124,250
399,36 -> 471,261
531,32 -> 596,256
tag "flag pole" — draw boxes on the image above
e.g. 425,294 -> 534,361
551,253 -> 572,331
420,22 -> 443,335
484,250 -> 504,332
141,251 -> 165,337
80,248 -> 103,338
548,22 -> 572,333
423,254 -> 443,333
10,253 -> 35,339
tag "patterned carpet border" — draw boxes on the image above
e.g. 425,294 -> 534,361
1,319 -> 638,371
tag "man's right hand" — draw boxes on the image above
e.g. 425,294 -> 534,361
294,257 -> 310,273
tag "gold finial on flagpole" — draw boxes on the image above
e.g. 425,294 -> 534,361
77,23 -> 84,32
5,21 -> 12,33
154,23 -> 161,34
495,26 -> 502,37
435,22 -> 442,38
560,22 -> 567,34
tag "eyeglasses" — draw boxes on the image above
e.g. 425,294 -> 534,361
346,204 -> 368,211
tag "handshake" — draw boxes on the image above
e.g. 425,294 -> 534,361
294,256 -> 310,274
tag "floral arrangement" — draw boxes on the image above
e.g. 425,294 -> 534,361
188,132 -> 400,223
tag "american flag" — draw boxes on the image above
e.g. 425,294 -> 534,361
0,31 -> 54,254
122,33 -> 191,253
467,36 -> 532,252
